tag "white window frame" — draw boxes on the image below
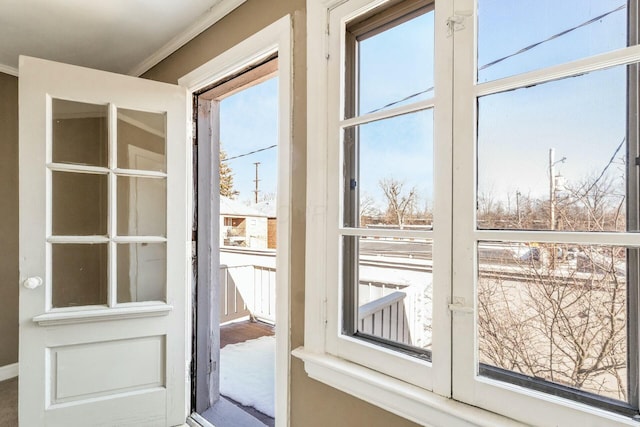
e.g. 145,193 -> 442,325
178,15 -> 292,426
297,0 -> 640,426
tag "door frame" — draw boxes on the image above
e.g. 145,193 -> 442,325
179,15 -> 292,425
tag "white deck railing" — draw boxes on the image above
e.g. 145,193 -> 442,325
358,291 -> 411,345
219,264 -> 276,324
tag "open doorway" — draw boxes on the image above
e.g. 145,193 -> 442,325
193,55 -> 279,427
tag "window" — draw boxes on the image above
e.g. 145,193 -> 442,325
342,0 -> 435,357
302,0 -> 640,426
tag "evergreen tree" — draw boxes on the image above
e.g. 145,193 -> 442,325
219,148 -> 239,198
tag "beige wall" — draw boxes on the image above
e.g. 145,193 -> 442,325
144,1 -> 420,426
0,72 -> 19,367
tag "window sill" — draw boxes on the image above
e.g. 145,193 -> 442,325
32,303 -> 173,326
292,347 -> 526,427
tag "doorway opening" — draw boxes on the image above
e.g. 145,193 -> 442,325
193,55 -> 279,427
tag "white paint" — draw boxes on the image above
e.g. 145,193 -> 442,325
304,0 -> 452,395
129,0 -> 248,77
51,336 -> 164,404
179,15 -> 292,427
0,0 -> 247,76
128,146 -> 167,302
303,0 -> 640,426
18,56 -> 190,426
0,363 -> 19,381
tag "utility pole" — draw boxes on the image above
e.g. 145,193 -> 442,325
253,162 -> 261,203
548,148 -> 567,231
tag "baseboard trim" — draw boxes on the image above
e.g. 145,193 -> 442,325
0,363 -> 18,381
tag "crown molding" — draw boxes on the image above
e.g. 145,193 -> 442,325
0,63 -> 19,77
128,0 -> 247,77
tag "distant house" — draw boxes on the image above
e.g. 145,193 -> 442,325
220,196 -> 268,249
253,200 -> 277,249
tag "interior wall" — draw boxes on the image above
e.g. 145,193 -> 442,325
0,72 -> 19,367
144,1 -> 420,426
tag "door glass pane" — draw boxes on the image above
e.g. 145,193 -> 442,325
345,235 -> 433,353
477,241 -> 628,403
52,244 -> 107,307
117,176 -> 166,236
344,110 -> 433,230
52,171 -> 107,236
117,109 -> 166,172
353,7 -> 434,116
117,243 -> 166,303
477,0 -> 636,83
477,65 -> 629,232
52,99 -> 108,167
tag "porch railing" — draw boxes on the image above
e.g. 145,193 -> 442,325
219,264 -> 276,324
358,291 -> 411,345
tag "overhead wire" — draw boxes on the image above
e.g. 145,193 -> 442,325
222,144 -> 277,162
222,4 -> 626,162
478,4 -> 626,71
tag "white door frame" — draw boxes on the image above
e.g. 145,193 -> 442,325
178,15 -> 292,426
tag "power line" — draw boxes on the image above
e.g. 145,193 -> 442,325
479,4 -> 626,71
365,4 -> 625,114
223,144 -> 277,162
365,86 -> 434,115
223,5 -> 626,162
581,137 -> 626,197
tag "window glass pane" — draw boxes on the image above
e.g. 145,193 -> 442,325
52,99 -> 108,167
477,241 -> 628,403
52,244 -> 107,308
52,171 -> 107,236
345,110 -> 433,230
117,176 -> 166,236
117,108 -> 166,172
477,0 -> 636,83
477,65 -> 629,231
117,243 -> 166,303
345,236 -> 432,353
354,7 -> 434,116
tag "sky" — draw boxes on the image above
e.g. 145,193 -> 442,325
476,0 -> 628,204
218,1 -> 630,213
220,77 -> 278,203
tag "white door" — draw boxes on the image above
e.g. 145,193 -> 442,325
18,56 -> 190,426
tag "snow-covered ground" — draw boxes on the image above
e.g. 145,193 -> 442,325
220,335 -> 275,418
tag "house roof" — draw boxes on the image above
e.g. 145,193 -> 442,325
220,196 -> 268,218
253,200 -> 277,218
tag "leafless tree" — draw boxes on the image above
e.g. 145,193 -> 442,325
478,247 -> 627,400
379,178 -> 417,229
477,171 -> 629,401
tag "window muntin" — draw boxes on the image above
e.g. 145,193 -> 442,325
477,241 -> 631,411
477,0 -> 636,83
341,1 -> 436,358
477,64 -> 629,232
314,0 -> 640,423
343,110 -> 434,229
471,0 -> 640,419
49,99 -> 168,308
356,8 -> 434,115
349,235 -> 433,352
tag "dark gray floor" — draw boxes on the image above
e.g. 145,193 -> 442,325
0,377 -> 17,426
201,396 -> 269,427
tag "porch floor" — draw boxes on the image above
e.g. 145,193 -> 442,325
220,319 -> 274,348
213,319 -> 276,427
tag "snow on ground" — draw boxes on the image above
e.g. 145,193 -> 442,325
220,335 -> 275,418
